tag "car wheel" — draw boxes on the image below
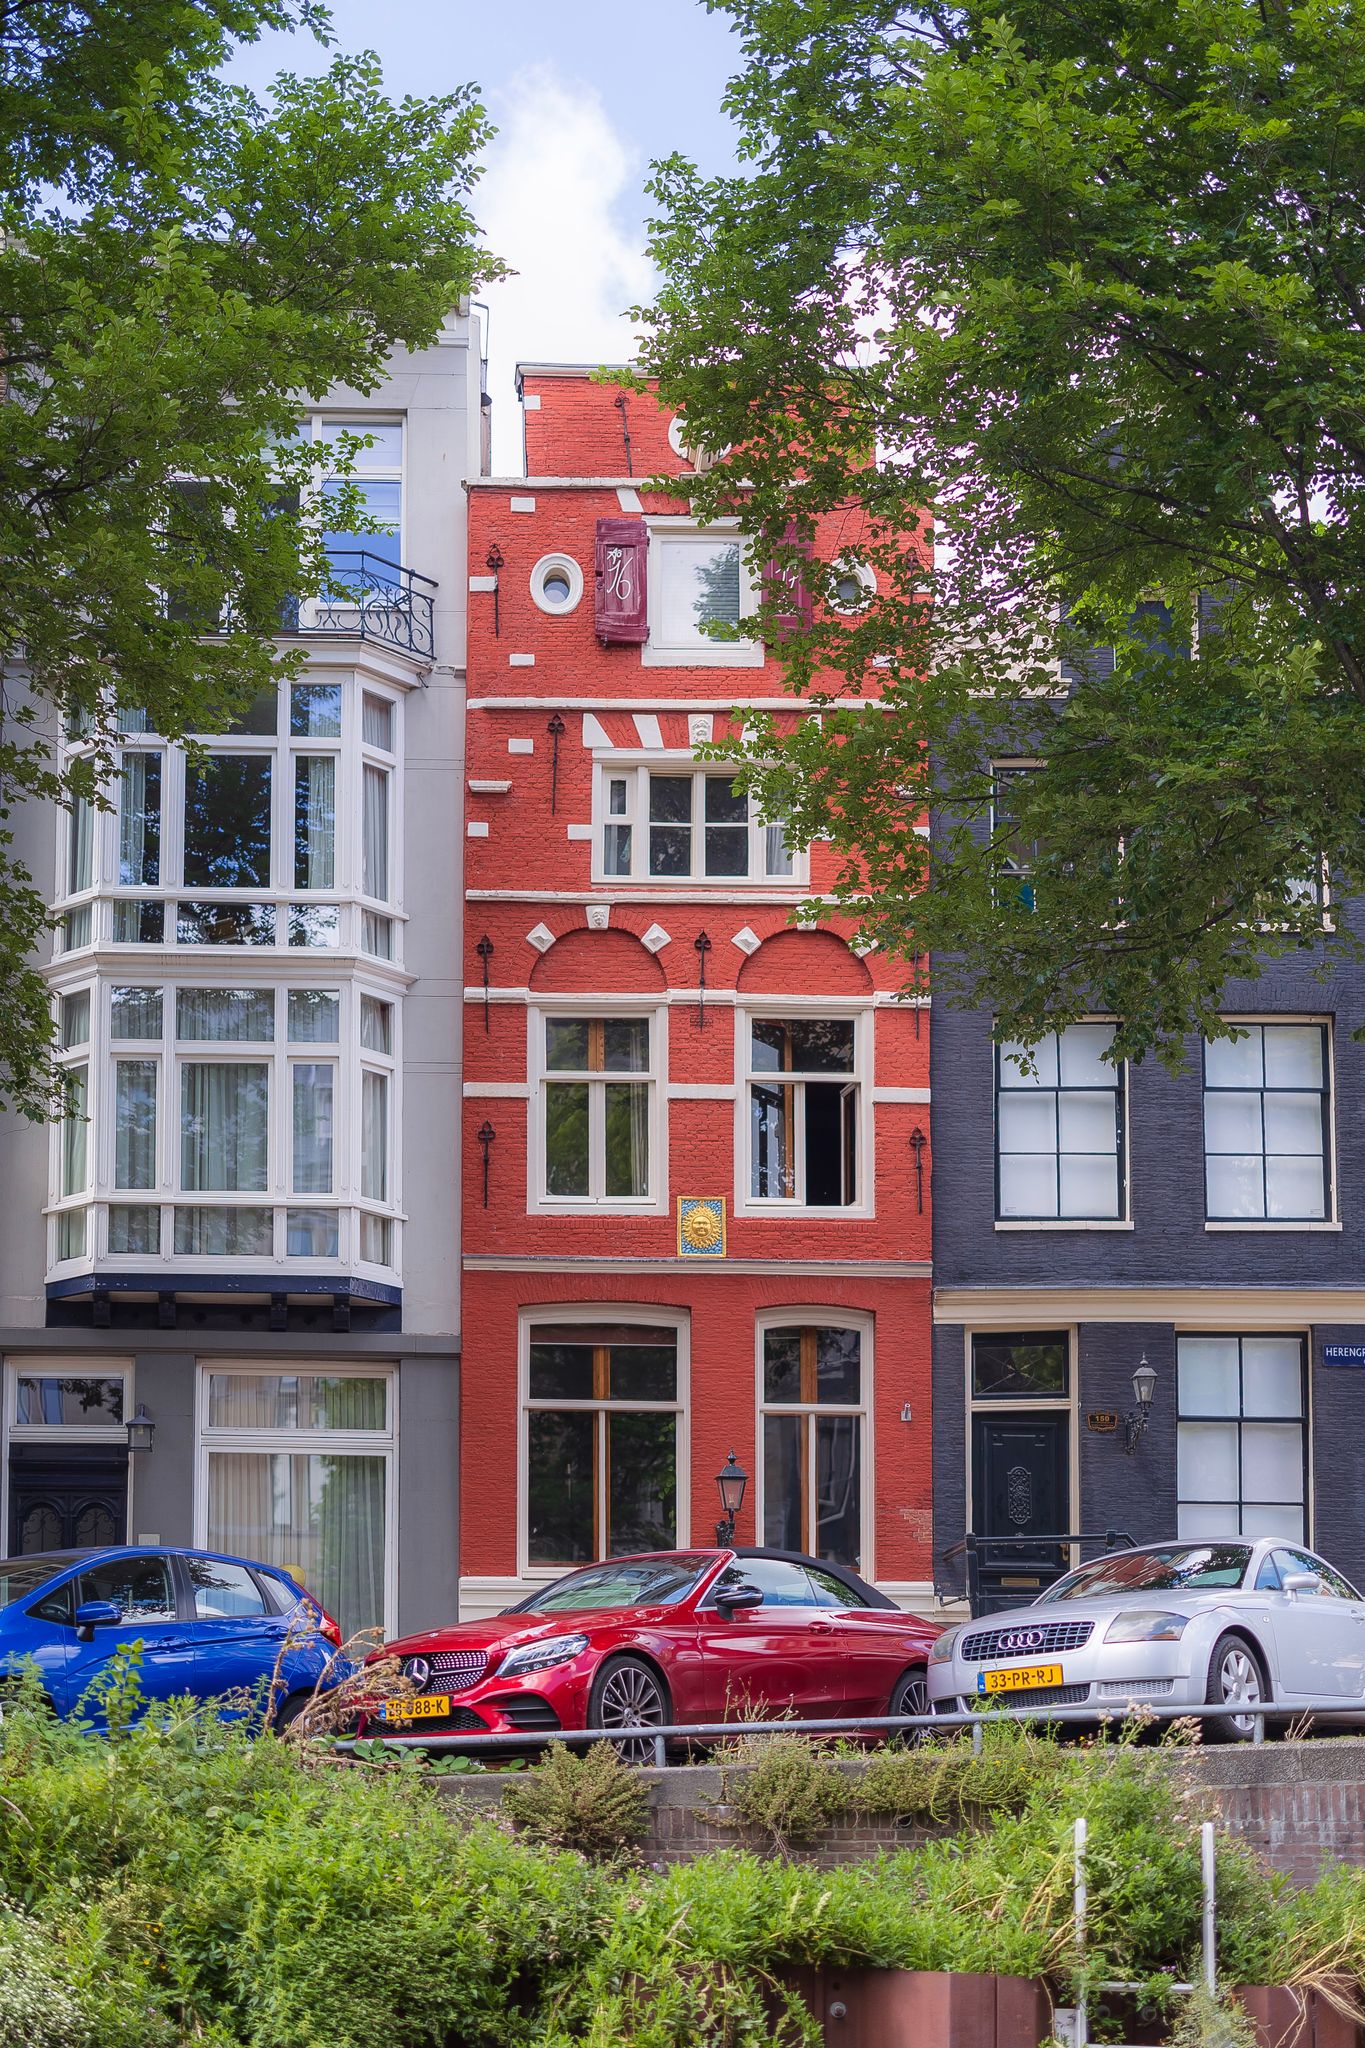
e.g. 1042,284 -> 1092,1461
888,1666 -> 930,1743
273,1691 -> 314,1735
587,1655 -> 671,1766
1205,1632 -> 1267,1743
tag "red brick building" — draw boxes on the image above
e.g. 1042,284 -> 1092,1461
457,367 -> 933,1618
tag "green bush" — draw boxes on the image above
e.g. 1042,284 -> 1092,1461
0,1684 -> 1363,2048
503,1741 -> 650,1861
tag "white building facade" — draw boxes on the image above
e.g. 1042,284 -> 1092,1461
0,311 -> 484,1640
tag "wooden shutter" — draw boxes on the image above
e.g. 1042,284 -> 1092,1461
594,518 -> 649,645
763,523 -> 815,639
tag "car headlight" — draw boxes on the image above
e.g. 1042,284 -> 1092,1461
498,1632 -> 590,1678
1103,1610 -> 1190,1644
929,1628 -> 960,1664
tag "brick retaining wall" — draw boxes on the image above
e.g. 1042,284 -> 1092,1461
439,1739 -> 1365,1883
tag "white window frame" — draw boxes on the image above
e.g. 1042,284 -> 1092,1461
194,1360 -> 398,1637
994,1019 -> 1131,1229
1175,1332 -> 1309,1544
45,974 -> 403,1279
1202,1016 -> 1337,1231
517,1305 -> 690,1579
734,1000 -> 874,1219
57,672 -> 404,961
308,412 -> 407,596
641,517 -> 764,668
754,1308 -> 874,1578
591,758 -> 807,888
527,998 -> 668,1215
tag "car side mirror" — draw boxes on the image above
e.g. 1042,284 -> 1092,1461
1281,1572 -> 1320,1598
717,1584 -> 764,1616
73,1599 -> 123,1641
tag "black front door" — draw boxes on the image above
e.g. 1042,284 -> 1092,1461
971,1414 -> 1069,1610
7,1443 -> 129,1555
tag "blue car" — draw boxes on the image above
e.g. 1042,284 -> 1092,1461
0,1545 -> 350,1728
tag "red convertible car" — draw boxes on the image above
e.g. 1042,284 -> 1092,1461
362,1548 -> 941,1757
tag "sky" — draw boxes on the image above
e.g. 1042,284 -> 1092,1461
225,0 -> 747,471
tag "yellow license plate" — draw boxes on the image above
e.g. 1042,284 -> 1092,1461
378,1695 -> 451,1721
977,1663 -> 1063,1694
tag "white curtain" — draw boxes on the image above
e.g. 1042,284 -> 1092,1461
206,1450 -> 387,1640
180,1062 -> 269,1190
118,753 -> 161,886
361,1070 -> 387,1202
359,996 -> 391,1053
111,987 -> 162,1039
207,1372 -> 386,1431
68,796 -> 94,893
287,990 -> 339,1043
362,765 -> 389,901
295,755 -> 336,889
61,1065 -> 88,1195
114,1061 -> 157,1189
291,1062 -> 334,1193
176,988 -> 274,1042
362,695 -> 393,749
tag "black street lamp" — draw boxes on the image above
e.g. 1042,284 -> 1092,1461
1124,1357 -> 1158,1455
713,1450 -> 748,1546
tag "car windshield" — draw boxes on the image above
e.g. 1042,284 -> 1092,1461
1036,1544 -> 1253,1602
516,1558 -> 712,1614
0,1555 -> 80,1609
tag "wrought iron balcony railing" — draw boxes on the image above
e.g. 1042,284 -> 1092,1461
281,552 -> 437,660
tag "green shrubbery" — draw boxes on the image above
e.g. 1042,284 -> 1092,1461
2,1683 -> 1365,2047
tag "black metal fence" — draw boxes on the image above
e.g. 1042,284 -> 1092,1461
284,551 -> 437,659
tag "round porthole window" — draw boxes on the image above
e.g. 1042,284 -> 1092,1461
529,552 -> 584,616
829,556 -> 877,614
667,414 -> 731,471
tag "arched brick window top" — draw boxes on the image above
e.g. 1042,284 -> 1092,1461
529,926 -> 667,993
736,929 -> 873,996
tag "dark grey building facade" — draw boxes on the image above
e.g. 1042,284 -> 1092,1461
931,867 -> 1365,1601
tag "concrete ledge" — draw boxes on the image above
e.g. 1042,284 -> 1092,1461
428,1741 -> 1365,1882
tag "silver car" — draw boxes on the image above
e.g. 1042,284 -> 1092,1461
926,1538 -> 1365,1740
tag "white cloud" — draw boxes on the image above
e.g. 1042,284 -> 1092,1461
476,65 -> 655,474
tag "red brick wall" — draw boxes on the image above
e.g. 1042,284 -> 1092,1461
462,369 -> 934,1594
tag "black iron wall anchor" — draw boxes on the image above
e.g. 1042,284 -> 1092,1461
547,712 -> 566,814
694,930 -> 712,1028
475,933 -> 494,1033
909,1125 -> 927,1213
911,950 -> 924,1038
486,543 -> 505,636
614,391 -> 633,475
477,1121 -> 496,1208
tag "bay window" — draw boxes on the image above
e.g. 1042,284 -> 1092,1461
51,979 -> 400,1274
524,1321 -> 682,1565
56,673 -> 400,958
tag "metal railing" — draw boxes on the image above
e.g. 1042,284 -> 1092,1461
282,551 -> 437,659
940,1530 -> 1136,1617
331,1695 -> 1365,1771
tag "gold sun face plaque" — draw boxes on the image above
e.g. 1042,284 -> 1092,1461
677,1197 -> 726,1257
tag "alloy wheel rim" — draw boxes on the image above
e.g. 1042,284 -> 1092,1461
599,1665 -> 665,1760
1220,1648 -> 1261,1731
